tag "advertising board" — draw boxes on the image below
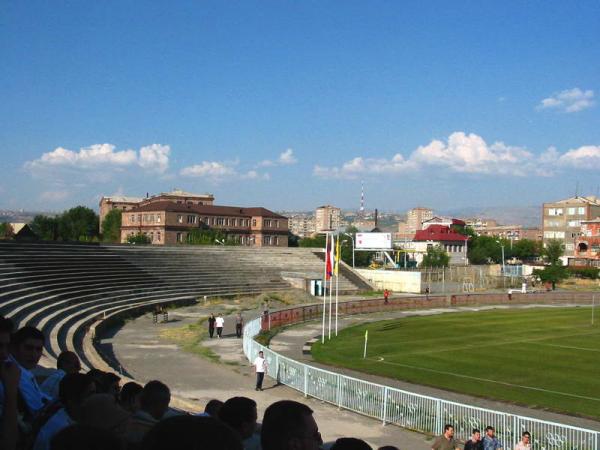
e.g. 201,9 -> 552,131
355,232 -> 392,249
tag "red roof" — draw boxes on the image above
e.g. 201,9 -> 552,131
413,225 -> 469,242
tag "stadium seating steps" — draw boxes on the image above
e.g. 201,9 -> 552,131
0,241 -> 370,372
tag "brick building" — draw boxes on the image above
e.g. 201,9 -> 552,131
99,189 -> 215,231
542,196 -> 600,256
572,218 -> 600,266
120,201 -> 288,246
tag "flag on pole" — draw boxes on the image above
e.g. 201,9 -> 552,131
326,234 -> 333,280
334,233 -> 341,276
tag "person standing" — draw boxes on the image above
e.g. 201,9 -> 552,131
514,431 -> 530,450
482,426 -> 503,450
431,424 -> 460,450
215,315 -> 225,338
383,289 -> 389,304
235,313 -> 243,338
208,314 -> 216,339
253,351 -> 267,391
464,429 -> 483,450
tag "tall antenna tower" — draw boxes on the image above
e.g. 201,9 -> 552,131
360,181 -> 365,217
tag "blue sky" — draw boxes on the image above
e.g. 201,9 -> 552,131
1,1 -> 599,213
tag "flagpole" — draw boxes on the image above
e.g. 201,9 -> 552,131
328,234 -> 334,340
335,259 -> 339,336
322,232 -> 328,343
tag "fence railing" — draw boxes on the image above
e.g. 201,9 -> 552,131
242,295 -> 600,450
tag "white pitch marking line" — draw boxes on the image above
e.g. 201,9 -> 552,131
370,358 -> 600,402
533,342 -> 600,353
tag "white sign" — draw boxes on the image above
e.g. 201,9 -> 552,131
356,232 -> 392,250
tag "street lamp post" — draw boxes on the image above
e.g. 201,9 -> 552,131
344,232 -> 355,268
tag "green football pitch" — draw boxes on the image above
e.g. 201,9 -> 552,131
311,306 -> 600,419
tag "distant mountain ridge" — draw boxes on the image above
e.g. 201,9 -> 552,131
440,206 -> 541,228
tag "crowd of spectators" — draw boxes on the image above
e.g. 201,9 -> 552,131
1,315 -> 530,450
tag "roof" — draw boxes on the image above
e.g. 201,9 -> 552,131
157,189 -> 214,198
9,223 -> 28,234
413,225 -> 469,242
551,196 -> 600,206
102,196 -> 144,203
422,217 -> 466,226
129,201 -> 287,219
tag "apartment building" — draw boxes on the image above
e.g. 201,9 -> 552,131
289,214 -> 316,238
542,196 -> 600,256
315,205 -> 341,232
120,201 -> 288,246
573,218 -> 600,266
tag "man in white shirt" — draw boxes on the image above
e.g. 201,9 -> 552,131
9,327 -> 52,415
514,431 -> 531,450
40,351 -> 81,400
215,315 -> 225,338
33,372 -> 96,450
253,351 -> 267,391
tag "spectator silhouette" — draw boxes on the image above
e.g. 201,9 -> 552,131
219,397 -> 258,449
127,380 -> 170,445
262,400 -> 322,450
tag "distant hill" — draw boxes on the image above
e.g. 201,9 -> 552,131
440,205 -> 541,228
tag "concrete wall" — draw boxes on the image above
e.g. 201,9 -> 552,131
355,269 -> 422,293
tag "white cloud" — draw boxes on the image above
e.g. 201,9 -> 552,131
241,170 -> 270,180
278,148 -> 297,165
138,144 -> 170,173
39,190 -> 69,202
257,148 -> 298,168
411,132 -> 534,175
557,145 -> 600,168
180,161 -> 237,179
25,143 -> 171,173
538,88 -> 595,113
314,131 -> 600,179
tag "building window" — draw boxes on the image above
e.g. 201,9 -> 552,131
177,215 -> 183,224
565,243 -> 574,251
225,218 -> 230,226
555,231 -> 565,238
264,219 -> 271,227
274,220 -> 279,228
156,214 -> 161,223
274,236 -> 278,245
231,218 -> 237,226
157,232 -> 161,242
131,214 -> 135,222
568,207 -> 576,215
264,236 -> 272,245
548,208 -> 563,216
568,220 -> 581,227
187,215 -> 197,224
150,232 -> 154,242
578,207 -> 585,215
252,219 -> 257,227
176,232 -> 183,243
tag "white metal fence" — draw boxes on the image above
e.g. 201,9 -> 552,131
243,316 -> 599,450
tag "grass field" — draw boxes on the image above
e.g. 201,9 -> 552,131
311,307 -> 600,419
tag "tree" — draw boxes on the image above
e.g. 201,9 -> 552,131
467,235 -> 503,264
187,228 -> 229,245
287,231 -> 300,247
533,265 -> 569,290
58,206 -> 99,241
102,209 -> 122,243
421,245 -> 450,268
30,215 -> 59,240
543,239 -> 564,265
0,223 -> 14,239
511,239 -> 542,260
127,232 -> 151,244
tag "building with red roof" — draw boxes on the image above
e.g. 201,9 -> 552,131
411,224 -> 469,266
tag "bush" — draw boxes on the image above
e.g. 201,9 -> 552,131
568,266 -> 600,279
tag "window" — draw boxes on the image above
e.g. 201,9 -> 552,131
554,231 -> 565,238
217,217 -> 224,226
157,232 -> 161,242
264,236 -> 272,245
274,236 -> 279,245
568,207 -> 576,215
548,208 -> 563,216
177,215 -> 183,224
130,214 -> 135,222
568,220 -> 581,227
156,214 -> 161,223
231,218 -> 236,226
274,220 -> 279,228
252,219 -> 257,227
187,215 -> 197,224
150,232 -> 154,242
176,232 -> 183,243
565,243 -> 574,251
264,219 -> 271,227
578,207 -> 585,215
225,218 -> 229,226
544,231 -> 555,239
544,219 -> 561,227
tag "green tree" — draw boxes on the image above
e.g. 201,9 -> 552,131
0,223 -> 14,239
543,239 -> 564,265
511,239 -> 542,260
421,245 -> 450,268
299,234 -> 326,248
58,206 -> 99,241
127,232 -> 151,244
30,215 -> 59,240
533,265 -> 569,290
467,235 -> 503,264
101,209 -> 122,243
187,228 -> 228,245
287,231 -> 300,247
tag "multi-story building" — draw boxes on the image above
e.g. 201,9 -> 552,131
99,189 -> 215,231
120,201 -> 288,246
315,205 -> 341,232
407,225 -> 469,266
542,196 -> 600,256
464,217 -> 498,232
477,225 -> 542,241
573,219 -> 600,266
289,214 -> 316,238
406,207 -> 433,234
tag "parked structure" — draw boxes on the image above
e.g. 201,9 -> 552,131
120,201 -> 288,246
542,196 -> 600,256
